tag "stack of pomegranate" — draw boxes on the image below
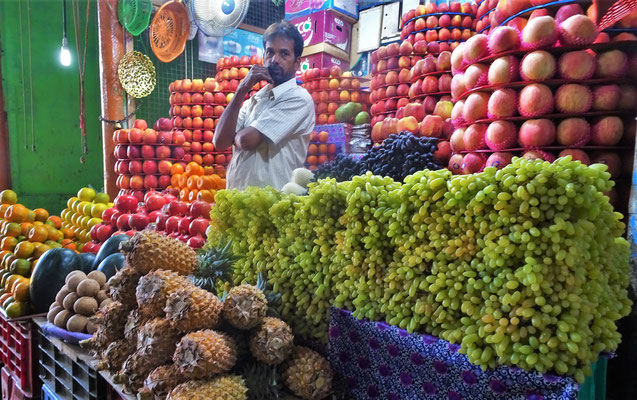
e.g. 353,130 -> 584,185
113,119 -> 181,193
300,66 -> 369,125
400,2 -> 477,55
447,13 -> 636,210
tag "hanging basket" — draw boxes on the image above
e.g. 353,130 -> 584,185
117,0 -> 153,36
149,0 -> 190,63
117,50 -> 156,98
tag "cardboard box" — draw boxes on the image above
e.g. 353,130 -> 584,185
296,52 -> 350,79
285,0 -> 358,23
291,10 -> 352,53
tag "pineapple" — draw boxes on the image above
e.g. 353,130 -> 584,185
190,239 -> 237,293
136,269 -> 194,317
172,330 -> 237,378
115,350 -> 154,391
282,347 -> 333,400
125,309 -> 150,343
95,339 -> 136,372
80,301 -> 129,352
164,286 -> 223,332
249,317 -> 294,365
222,284 -> 267,330
166,376 -> 248,400
137,364 -> 186,400
120,230 -> 197,275
242,361 -> 283,400
108,266 -> 142,308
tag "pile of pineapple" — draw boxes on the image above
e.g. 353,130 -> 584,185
80,230 -> 333,400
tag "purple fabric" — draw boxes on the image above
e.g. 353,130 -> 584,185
328,308 -> 580,400
41,322 -> 92,344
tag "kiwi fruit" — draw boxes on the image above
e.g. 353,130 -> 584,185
47,306 -> 64,323
99,298 -> 113,308
55,286 -> 70,305
76,279 -> 100,297
73,297 -> 98,316
63,292 -> 79,310
66,314 -> 89,333
96,290 -> 109,303
66,273 -> 86,292
53,310 -> 72,328
86,320 -> 98,334
87,271 -> 107,287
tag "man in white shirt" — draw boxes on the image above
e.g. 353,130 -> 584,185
214,20 -> 315,190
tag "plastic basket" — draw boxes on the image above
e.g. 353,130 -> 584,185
41,383 -> 58,400
0,315 -> 37,397
38,331 -> 106,400
118,0 -> 153,36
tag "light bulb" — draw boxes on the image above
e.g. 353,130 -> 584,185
60,36 -> 71,66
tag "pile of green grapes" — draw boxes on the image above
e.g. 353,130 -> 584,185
208,157 -> 631,382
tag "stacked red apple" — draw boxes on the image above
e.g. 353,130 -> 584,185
215,55 -> 266,98
300,66 -> 370,125
305,129 -> 339,170
168,78 -> 232,168
446,17 -> 637,189
400,2 -> 477,56
369,42 -> 421,127
476,0 -> 496,34
113,119 -> 179,193
155,197 -> 211,249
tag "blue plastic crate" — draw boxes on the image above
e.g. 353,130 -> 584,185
42,383 -> 58,400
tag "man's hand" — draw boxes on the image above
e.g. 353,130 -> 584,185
237,65 -> 273,94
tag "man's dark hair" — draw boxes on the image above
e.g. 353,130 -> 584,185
263,20 -> 304,59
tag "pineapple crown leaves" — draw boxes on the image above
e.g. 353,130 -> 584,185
191,238 -> 239,292
243,361 -> 283,400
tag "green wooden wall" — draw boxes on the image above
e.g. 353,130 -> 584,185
0,0 -> 104,214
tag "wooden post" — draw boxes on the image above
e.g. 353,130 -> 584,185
96,0 -> 126,199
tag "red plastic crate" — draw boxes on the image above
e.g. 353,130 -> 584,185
2,367 -> 12,400
0,315 -> 38,397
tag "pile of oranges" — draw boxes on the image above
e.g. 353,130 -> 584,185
0,189 -> 70,318
168,162 -> 226,203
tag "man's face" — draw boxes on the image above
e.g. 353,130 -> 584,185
264,36 -> 300,85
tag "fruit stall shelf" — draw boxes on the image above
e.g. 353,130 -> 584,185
34,317 -> 111,400
455,40 -> 637,73
497,0 -> 583,27
456,110 -> 636,127
603,28 -> 637,33
409,91 -> 452,100
458,145 -> 633,153
476,7 -> 496,23
456,78 -> 637,101
170,90 -> 236,94
408,26 -> 474,34
0,312 -> 40,397
301,76 -> 370,83
402,12 -> 474,28
411,70 -> 452,81
170,102 -> 231,107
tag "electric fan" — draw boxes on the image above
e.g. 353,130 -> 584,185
191,0 -> 250,37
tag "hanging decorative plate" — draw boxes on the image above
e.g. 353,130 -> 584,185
149,0 -> 190,63
117,50 -> 156,98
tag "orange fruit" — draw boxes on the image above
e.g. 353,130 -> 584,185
61,228 -> 74,239
170,163 -> 184,175
5,300 -> 28,318
0,237 -> 18,252
177,174 -> 188,188
61,239 -> 75,251
0,190 -> 17,205
192,154 -> 203,165
0,293 -> 11,307
308,144 -> 318,154
28,225 -> 48,243
1,253 -> 14,271
219,179 -> 226,189
33,208 -> 49,222
5,204 -> 29,223
179,188 -> 189,201
197,190 -> 216,203
9,258 -> 31,277
0,204 -> 10,218
203,166 -> 215,176
318,131 -> 329,143
47,215 -> 62,229
13,241 -> 35,259
11,282 -> 29,302
171,174 -> 181,188
186,162 -> 203,176
2,222 -> 21,238
4,275 -> 20,291
25,210 -> 36,223
33,243 -> 51,259
188,190 -> 199,202
20,222 -> 33,236
45,225 -> 61,241
187,176 -> 198,190
216,165 -> 226,178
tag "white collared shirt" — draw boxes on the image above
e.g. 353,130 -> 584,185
226,77 -> 315,190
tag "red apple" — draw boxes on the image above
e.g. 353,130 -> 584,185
133,119 -> 147,130
128,160 -> 142,175
156,145 -> 171,159
158,160 -> 172,175
127,145 -> 141,159
141,145 -> 155,159
128,128 -> 143,144
142,160 -> 157,174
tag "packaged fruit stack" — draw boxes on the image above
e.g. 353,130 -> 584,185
113,119 -> 179,193
299,66 -> 370,125
475,0 -> 496,34
400,1 -> 477,55
0,190 -> 72,318
168,161 -> 225,203
47,270 -> 110,333
447,16 -> 637,208
369,42 -> 419,127
59,187 -> 112,248
305,128 -> 342,170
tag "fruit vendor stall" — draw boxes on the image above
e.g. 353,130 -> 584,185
1,0 -> 637,399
